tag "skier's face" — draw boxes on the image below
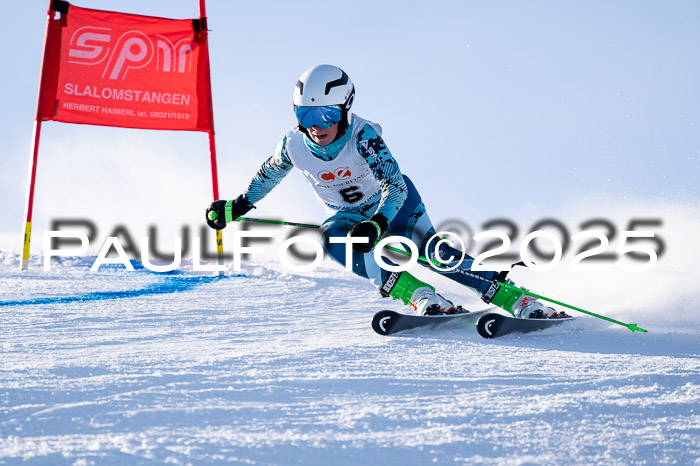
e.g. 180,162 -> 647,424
306,123 -> 339,146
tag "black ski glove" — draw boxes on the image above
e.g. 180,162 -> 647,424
348,213 -> 388,253
205,195 -> 255,230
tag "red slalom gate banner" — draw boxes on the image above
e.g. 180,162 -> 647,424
22,0 -> 223,271
37,2 -> 213,132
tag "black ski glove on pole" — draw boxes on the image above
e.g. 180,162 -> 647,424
205,195 -> 255,230
348,213 -> 389,253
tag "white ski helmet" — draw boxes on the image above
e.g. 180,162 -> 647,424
293,64 -> 355,127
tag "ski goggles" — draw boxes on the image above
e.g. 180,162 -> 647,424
294,105 -> 342,129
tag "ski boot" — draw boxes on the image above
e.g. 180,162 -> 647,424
380,271 -> 468,316
483,279 -> 570,319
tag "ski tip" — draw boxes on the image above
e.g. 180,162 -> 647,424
371,310 -> 396,336
628,324 -> 648,333
476,313 -> 502,339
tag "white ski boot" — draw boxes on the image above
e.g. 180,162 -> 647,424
512,294 -> 559,319
379,271 -> 467,316
410,287 -> 457,316
484,279 -> 569,319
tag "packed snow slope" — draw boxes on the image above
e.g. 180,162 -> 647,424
0,252 -> 698,465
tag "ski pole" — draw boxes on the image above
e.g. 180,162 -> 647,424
496,281 -> 648,333
234,216 -> 321,229
231,216 -> 648,333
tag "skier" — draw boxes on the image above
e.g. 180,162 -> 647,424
206,64 -> 565,319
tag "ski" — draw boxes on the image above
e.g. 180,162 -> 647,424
476,312 -> 575,339
372,308 -> 492,336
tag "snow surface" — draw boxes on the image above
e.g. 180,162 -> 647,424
0,251 -> 698,465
